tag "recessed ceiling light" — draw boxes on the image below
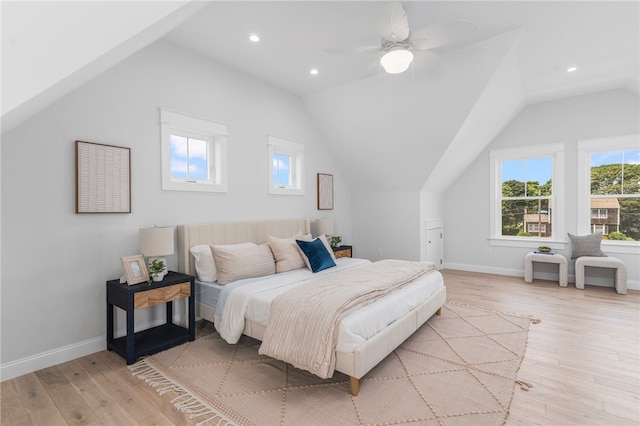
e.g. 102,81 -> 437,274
249,34 -> 260,42
566,67 -> 577,73
310,68 -> 319,75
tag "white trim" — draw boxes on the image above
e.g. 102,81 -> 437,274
267,135 -> 305,196
1,337 -> 104,382
489,143 -> 565,240
576,133 -> 640,244
0,315 -> 187,381
160,108 -> 228,193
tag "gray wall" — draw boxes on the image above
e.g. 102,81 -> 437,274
352,190 -> 421,261
1,40 -> 351,378
443,88 -> 640,286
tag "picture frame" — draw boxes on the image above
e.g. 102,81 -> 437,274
317,173 -> 334,210
121,255 -> 149,285
76,140 -> 131,214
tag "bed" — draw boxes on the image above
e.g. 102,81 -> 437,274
177,218 -> 446,396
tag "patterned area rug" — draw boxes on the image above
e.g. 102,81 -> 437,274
130,302 -> 537,426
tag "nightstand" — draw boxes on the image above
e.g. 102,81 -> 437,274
332,245 -> 353,259
106,271 -> 195,365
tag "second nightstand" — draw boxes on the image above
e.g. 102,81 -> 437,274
332,245 -> 353,259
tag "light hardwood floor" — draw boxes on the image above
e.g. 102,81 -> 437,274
2,270 -> 639,425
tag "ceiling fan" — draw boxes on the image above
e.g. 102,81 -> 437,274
326,2 -> 477,78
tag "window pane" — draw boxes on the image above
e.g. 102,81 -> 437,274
273,153 -> 290,186
501,160 -> 525,197
501,157 -> 552,198
187,138 -> 208,180
502,198 -> 550,236
591,151 -> 622,195
622,149 -> 640,195
618,198 -> 639,240
527,157 -> 552,196
170,135 -> 188,179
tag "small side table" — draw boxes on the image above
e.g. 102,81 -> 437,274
106,271 -> 195,364
524,252 -> 568,287
332,245 -> 353,259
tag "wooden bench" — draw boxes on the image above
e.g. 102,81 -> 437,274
575,256 -> 627,294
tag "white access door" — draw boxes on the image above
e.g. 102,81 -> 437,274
425,223 -> 443,270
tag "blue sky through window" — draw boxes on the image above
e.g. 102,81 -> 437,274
591,150 -> 640,167
273,153 -> 290,186
501,157 -> 552,185
170,135 -> 208,180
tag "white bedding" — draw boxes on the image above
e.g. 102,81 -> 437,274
214,258 -> 444,352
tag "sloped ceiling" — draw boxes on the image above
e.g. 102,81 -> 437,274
2,1 -> 638,193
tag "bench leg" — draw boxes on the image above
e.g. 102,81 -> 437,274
575,262 -> 585,290
559,262 -> 568,287
615,267 -> 627,295
524,260 -> 533,283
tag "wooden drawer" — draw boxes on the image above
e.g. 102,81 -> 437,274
334,247 -> 352,258
134,282 -> 191,309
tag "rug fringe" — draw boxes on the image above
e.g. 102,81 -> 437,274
515,379 -> 534,391
447,300 -> 542,324
129,359 -> 237,426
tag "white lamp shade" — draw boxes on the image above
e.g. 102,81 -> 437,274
139,227 -> 174,257
316,218 -> 334,236
380,49 -> 414,74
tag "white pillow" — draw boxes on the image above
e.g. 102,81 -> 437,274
269,232 -> 312,273
212,243 -> 276,285
189,242 -> 256,282
317,234 -> 337,260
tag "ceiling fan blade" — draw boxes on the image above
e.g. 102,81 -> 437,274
359,59 -> 382,80
325,46 -> 381,55
412,50 -> 442,74
411,21 -> 478,50
377,1 -> 410,42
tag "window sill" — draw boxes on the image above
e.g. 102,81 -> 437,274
601,241 -> 640,255
488,237 -> 567,250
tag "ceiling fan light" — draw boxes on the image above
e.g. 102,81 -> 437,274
380,49 -> 414,74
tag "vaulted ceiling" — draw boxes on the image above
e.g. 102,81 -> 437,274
3,1 -> 638,192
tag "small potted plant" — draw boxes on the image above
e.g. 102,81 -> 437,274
330,236 -> 342,248
148,259 -> 166,283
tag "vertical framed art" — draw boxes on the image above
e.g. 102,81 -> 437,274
75,140 -> 131,213
317,173 -> 334,210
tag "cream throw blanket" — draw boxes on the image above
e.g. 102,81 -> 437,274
258,259 -> 438,379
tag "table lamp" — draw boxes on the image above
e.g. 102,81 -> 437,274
139,226 -> 174,280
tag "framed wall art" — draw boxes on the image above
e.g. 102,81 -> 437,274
317,173 -> 334,210
121,255 -> 149,285
75,140 -> 131,213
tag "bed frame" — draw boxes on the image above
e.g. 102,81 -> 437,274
176,218 -> 446,396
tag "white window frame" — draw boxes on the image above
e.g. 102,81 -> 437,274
267,135 -> 305,196
577,133 -> 640,254
489,143 -> 565,248
160,108 -> 227,193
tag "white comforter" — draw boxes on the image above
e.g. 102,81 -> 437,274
214,258 -> 444,352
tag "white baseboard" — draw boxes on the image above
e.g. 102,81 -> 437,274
443,262 -> 639,290
0,336 -> 105,382
1,315 -> 186,382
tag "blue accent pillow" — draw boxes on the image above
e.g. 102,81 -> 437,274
296,238 -> 336,273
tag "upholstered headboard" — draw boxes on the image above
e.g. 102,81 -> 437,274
177,218 -> 311,276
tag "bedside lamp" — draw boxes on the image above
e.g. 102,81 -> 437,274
316,218 -> 334,238
139,226 -> 174,280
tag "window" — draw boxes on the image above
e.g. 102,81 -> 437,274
490,143 -> 565,245
267,135 -> 305,195
578,134 -> 640,245
160,108 -> 227,192
591,209 -> 608,219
